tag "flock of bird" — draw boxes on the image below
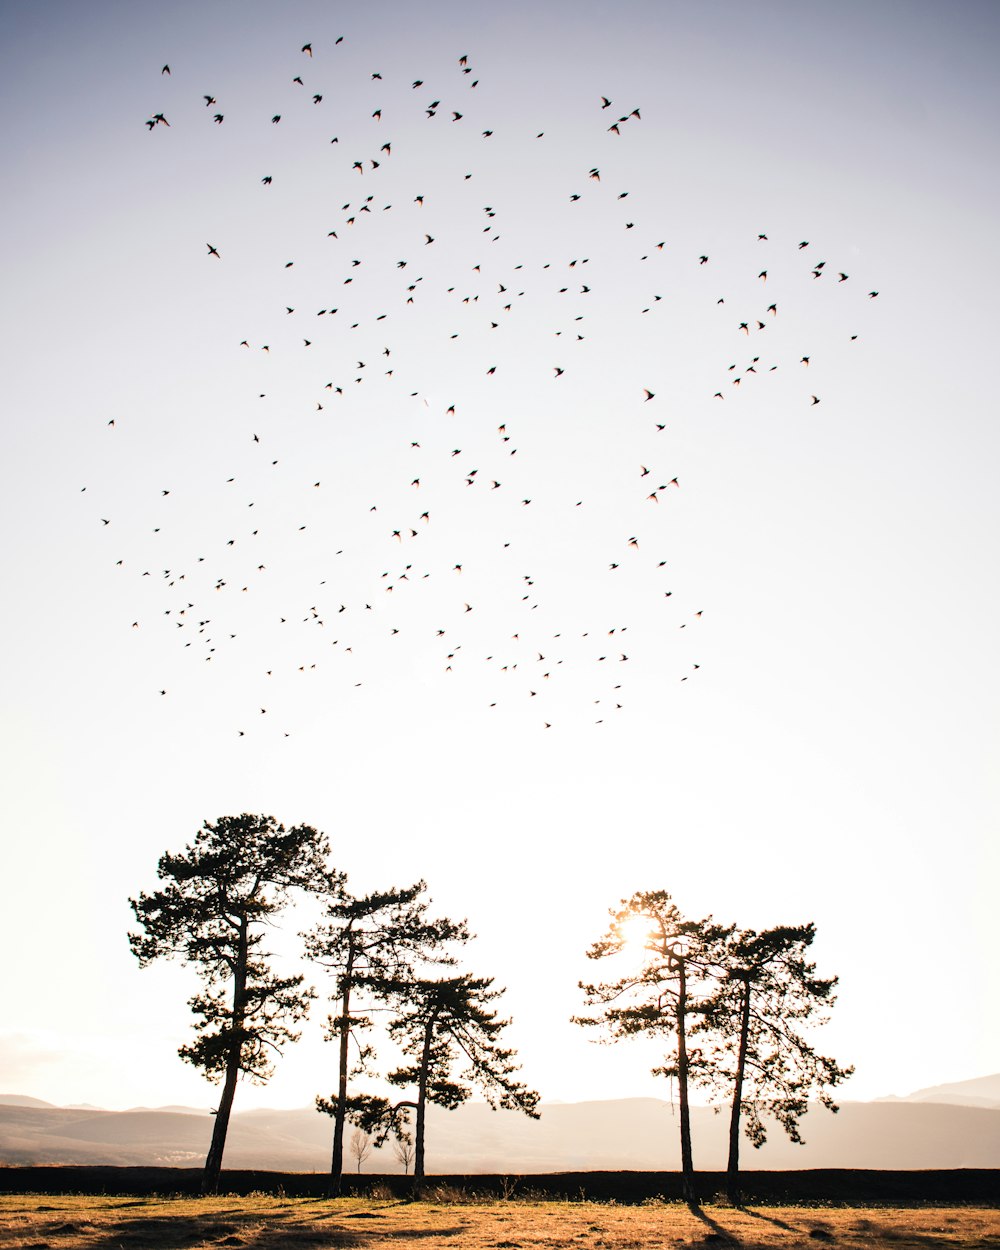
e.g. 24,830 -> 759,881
91,39 -> 880,736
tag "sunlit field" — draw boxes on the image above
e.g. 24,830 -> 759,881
1,1195 -> 997,1250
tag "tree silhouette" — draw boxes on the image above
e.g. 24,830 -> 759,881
393,1129 -> 415,1174
306,881 -> 468,1193
701,923 -> 853,1203
575,890 -> 733,1207
385,973 -> 540,1185
349,1127 -> 373,1172
128,813 -> 334,1193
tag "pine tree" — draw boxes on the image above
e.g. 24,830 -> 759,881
306,881 -> 468,1193
575,890 -> 733,1207
128,813 -> 335,1193
386,973 -> 540,1185
701,923 -> 853,1203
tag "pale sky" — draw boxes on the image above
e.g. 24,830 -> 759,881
1,0 -> 998,1117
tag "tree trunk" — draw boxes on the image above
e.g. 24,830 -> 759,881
329,972 -> 353,1195
727,976 -> 752,1205
412,1017 -> 434,1188
203,921 -> 248,1194
675,954 -> 697,1208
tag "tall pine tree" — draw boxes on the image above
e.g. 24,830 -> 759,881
129,813 -> 334,1193
576,890 -> 733,1207
305,881 -> 468,1193
386,973 -> 540,1185
700,923 -> 852,1203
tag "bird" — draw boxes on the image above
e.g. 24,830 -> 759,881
103,59 -> 883,740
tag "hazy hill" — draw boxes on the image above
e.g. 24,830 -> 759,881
877,1073 -> 1000,1110
1,1096 -> 999,1172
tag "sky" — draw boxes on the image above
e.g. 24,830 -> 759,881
1,0 -> 998,1120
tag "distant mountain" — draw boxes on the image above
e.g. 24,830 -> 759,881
125,1105 -> 211,1116
877,1073 -> 1000,1110
1,1096 -> 999,1172
0,1095 -> 56,1109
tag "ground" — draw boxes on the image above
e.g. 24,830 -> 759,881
0,1196 -> 997,1250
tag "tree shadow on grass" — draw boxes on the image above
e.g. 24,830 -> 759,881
861,1227 -> 998,1250
736,1206 -> 795,1231
81,1214 -> 364,1250
81,1211 -> 471,1250
689,1205 -> 744,1246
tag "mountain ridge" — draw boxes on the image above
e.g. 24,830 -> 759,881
1,1093 -> 998,1173
875,1072 -> 1000,1109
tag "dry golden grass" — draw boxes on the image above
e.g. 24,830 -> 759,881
0,1195 -> 996,1250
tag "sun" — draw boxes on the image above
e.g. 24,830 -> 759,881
616,912 -> 657,960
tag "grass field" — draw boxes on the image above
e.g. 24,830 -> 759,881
1,1195 -> 997,1250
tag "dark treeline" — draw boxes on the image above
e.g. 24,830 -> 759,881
3,1167 -> 997,1205
130,817 -> 849,1205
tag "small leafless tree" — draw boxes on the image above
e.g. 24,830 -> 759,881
393,1132 -> 415,1174
349,1127 -> 373,1172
